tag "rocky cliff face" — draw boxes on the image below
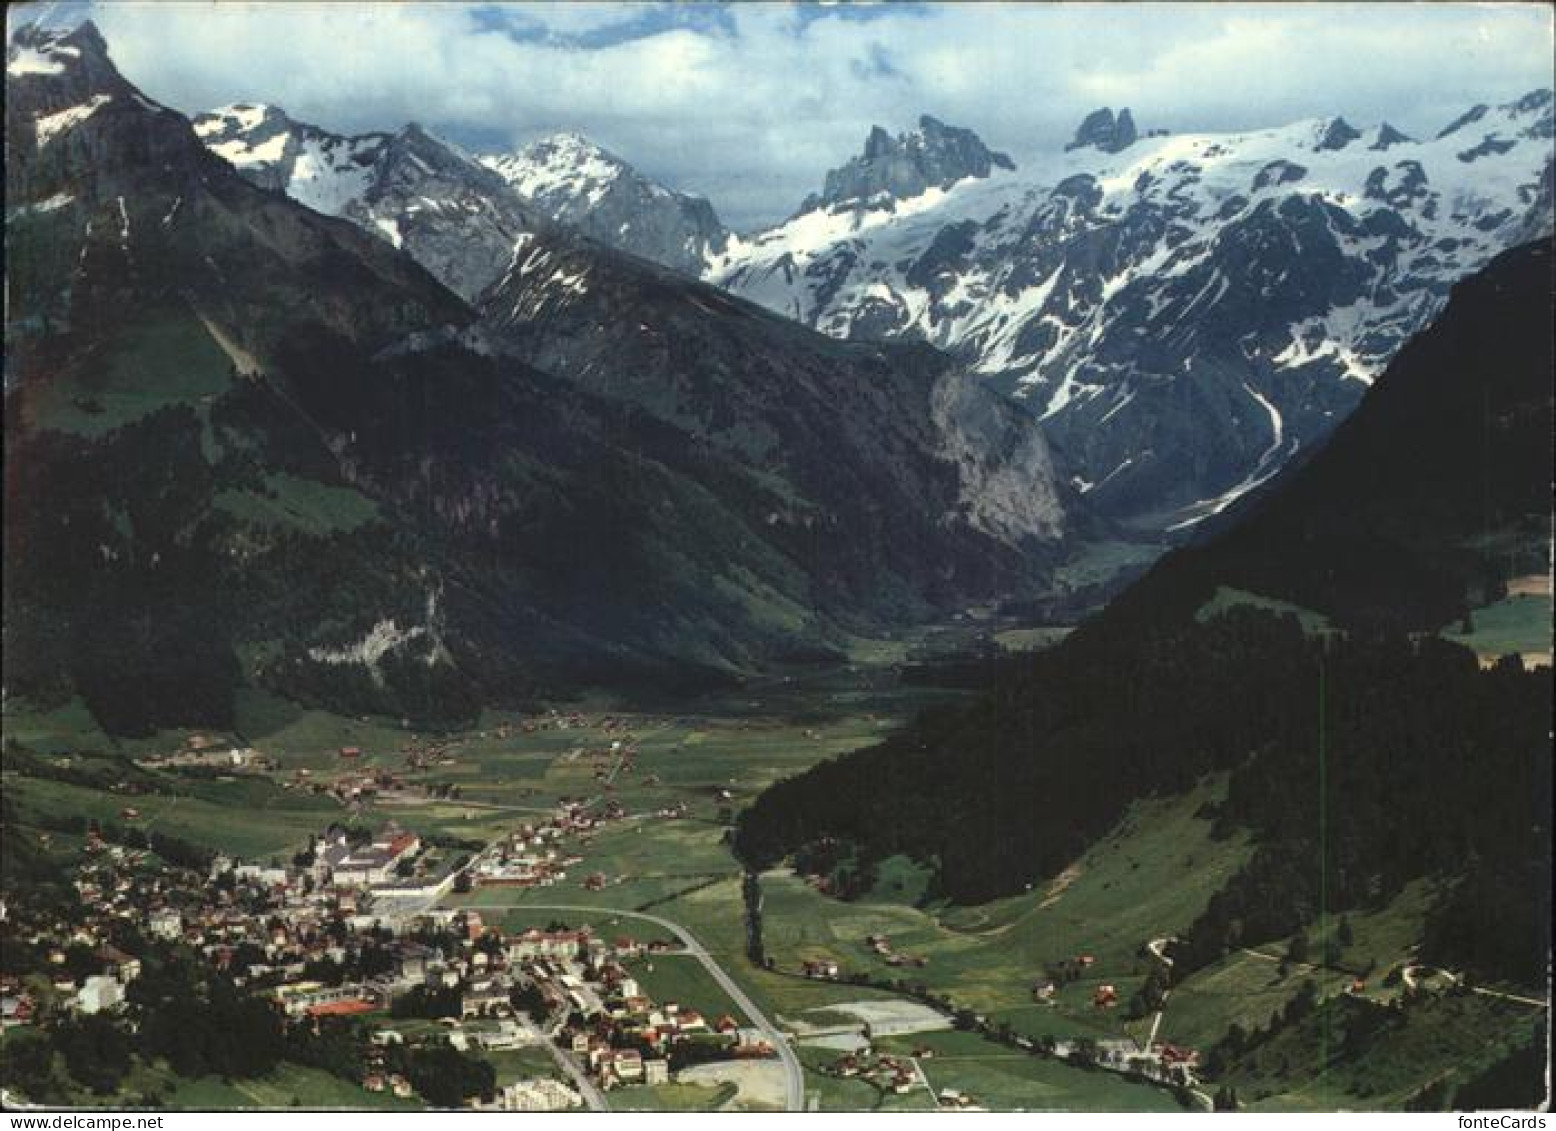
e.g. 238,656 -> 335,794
8,26 -> 467,358
802,114 -> 1016,214
1066,107 -> 1139,154
477,225 -> 1076,615
711,100 -> 1554,530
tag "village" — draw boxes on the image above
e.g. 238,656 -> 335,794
4,707 -> 1237,1113
0,722 -> 793,1111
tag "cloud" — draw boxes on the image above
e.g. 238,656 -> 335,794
21,0 -> 1555,228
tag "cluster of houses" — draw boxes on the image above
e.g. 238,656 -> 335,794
0,984 -> 36,1030
1049,1036 -> 1205,1089
2,711 -> 757,1109
514,928 -> 774,1091
826,1048 -> 923,1095
468,815 -> 585,889
135,734 -> 273,773
936,1088 -> 984,1110
318,767 -> 415,808
1033,952 -> 1100,1004
515,708 -> 600,734
463,793 -> 669,895
0,959 -> 131,1024
0,840 -> 178,1025
0,803 -> 778,1110
361,1071 -> 416,1099
2,815 -> 469,1035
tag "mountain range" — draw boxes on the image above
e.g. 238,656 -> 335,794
5,22 -> 1072,733
190,104 -> 731,293
711,100 -> 1554,526
192,85 -> 1552,535
4,16 -> 1550,1112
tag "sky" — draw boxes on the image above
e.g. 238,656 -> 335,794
12,1 -> 1555,229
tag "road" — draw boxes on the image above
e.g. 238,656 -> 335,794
1403,964 -> 1548,1010
472,901 -> 806,1112
1143,937 -> 1175,1050
523,1016 -> 608,1111
910,1054 -> 937,1104
1247,952 -> 1549,1012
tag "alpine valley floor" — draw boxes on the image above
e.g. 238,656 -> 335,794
3,615 -> 1544,1112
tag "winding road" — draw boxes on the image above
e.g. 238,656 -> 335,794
471,901 -> 806,1112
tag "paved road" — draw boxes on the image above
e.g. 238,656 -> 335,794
476,901 -> 806,1112
524,1017 -> 608,1111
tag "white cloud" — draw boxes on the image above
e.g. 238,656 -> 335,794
46,0 -> 1555,228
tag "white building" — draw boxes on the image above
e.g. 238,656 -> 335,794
148,908 -> 183,940
76,975 -> 124,1015
500,1078 -> 582,1112
313,824 -> 421,888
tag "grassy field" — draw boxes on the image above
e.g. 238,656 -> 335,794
569,772 -> 1256,1112
797,1045 -> 937,1112
2,697 -> 125,756
481,1045 -> 561,1085
213,472 -> 382,536
795,1029 -> 1183,1112
1053,539 -> 1164,592
1443,592 -> 1552,660
1196,586 -> 1333,634
607,1081 -> 738,1111
3,773 -> 338,861
682,780 -> 1251,1040
876,1030 -> 1182,1112
22,314 -> 234,439
860,854 -> 934,906
140,1062 -> 418,1110
993,626 -> 1072,653
1162,878 -> 1453,1049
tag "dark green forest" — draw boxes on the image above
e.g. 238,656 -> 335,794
735,241 -> 1555,989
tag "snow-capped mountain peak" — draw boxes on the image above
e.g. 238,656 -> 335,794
196,101 -> 279,134
193,103 -> 389,213
481,132 -> 627,201
479,132 -> 728,274
710,94 -> 1554,529
7,21 -> 94,78
191,104 -> 539,300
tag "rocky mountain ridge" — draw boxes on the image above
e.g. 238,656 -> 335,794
480,132 -> 729,275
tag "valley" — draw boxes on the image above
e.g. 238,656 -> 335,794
3,10 -> 1551,1116
3,612 -> 1545,1111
